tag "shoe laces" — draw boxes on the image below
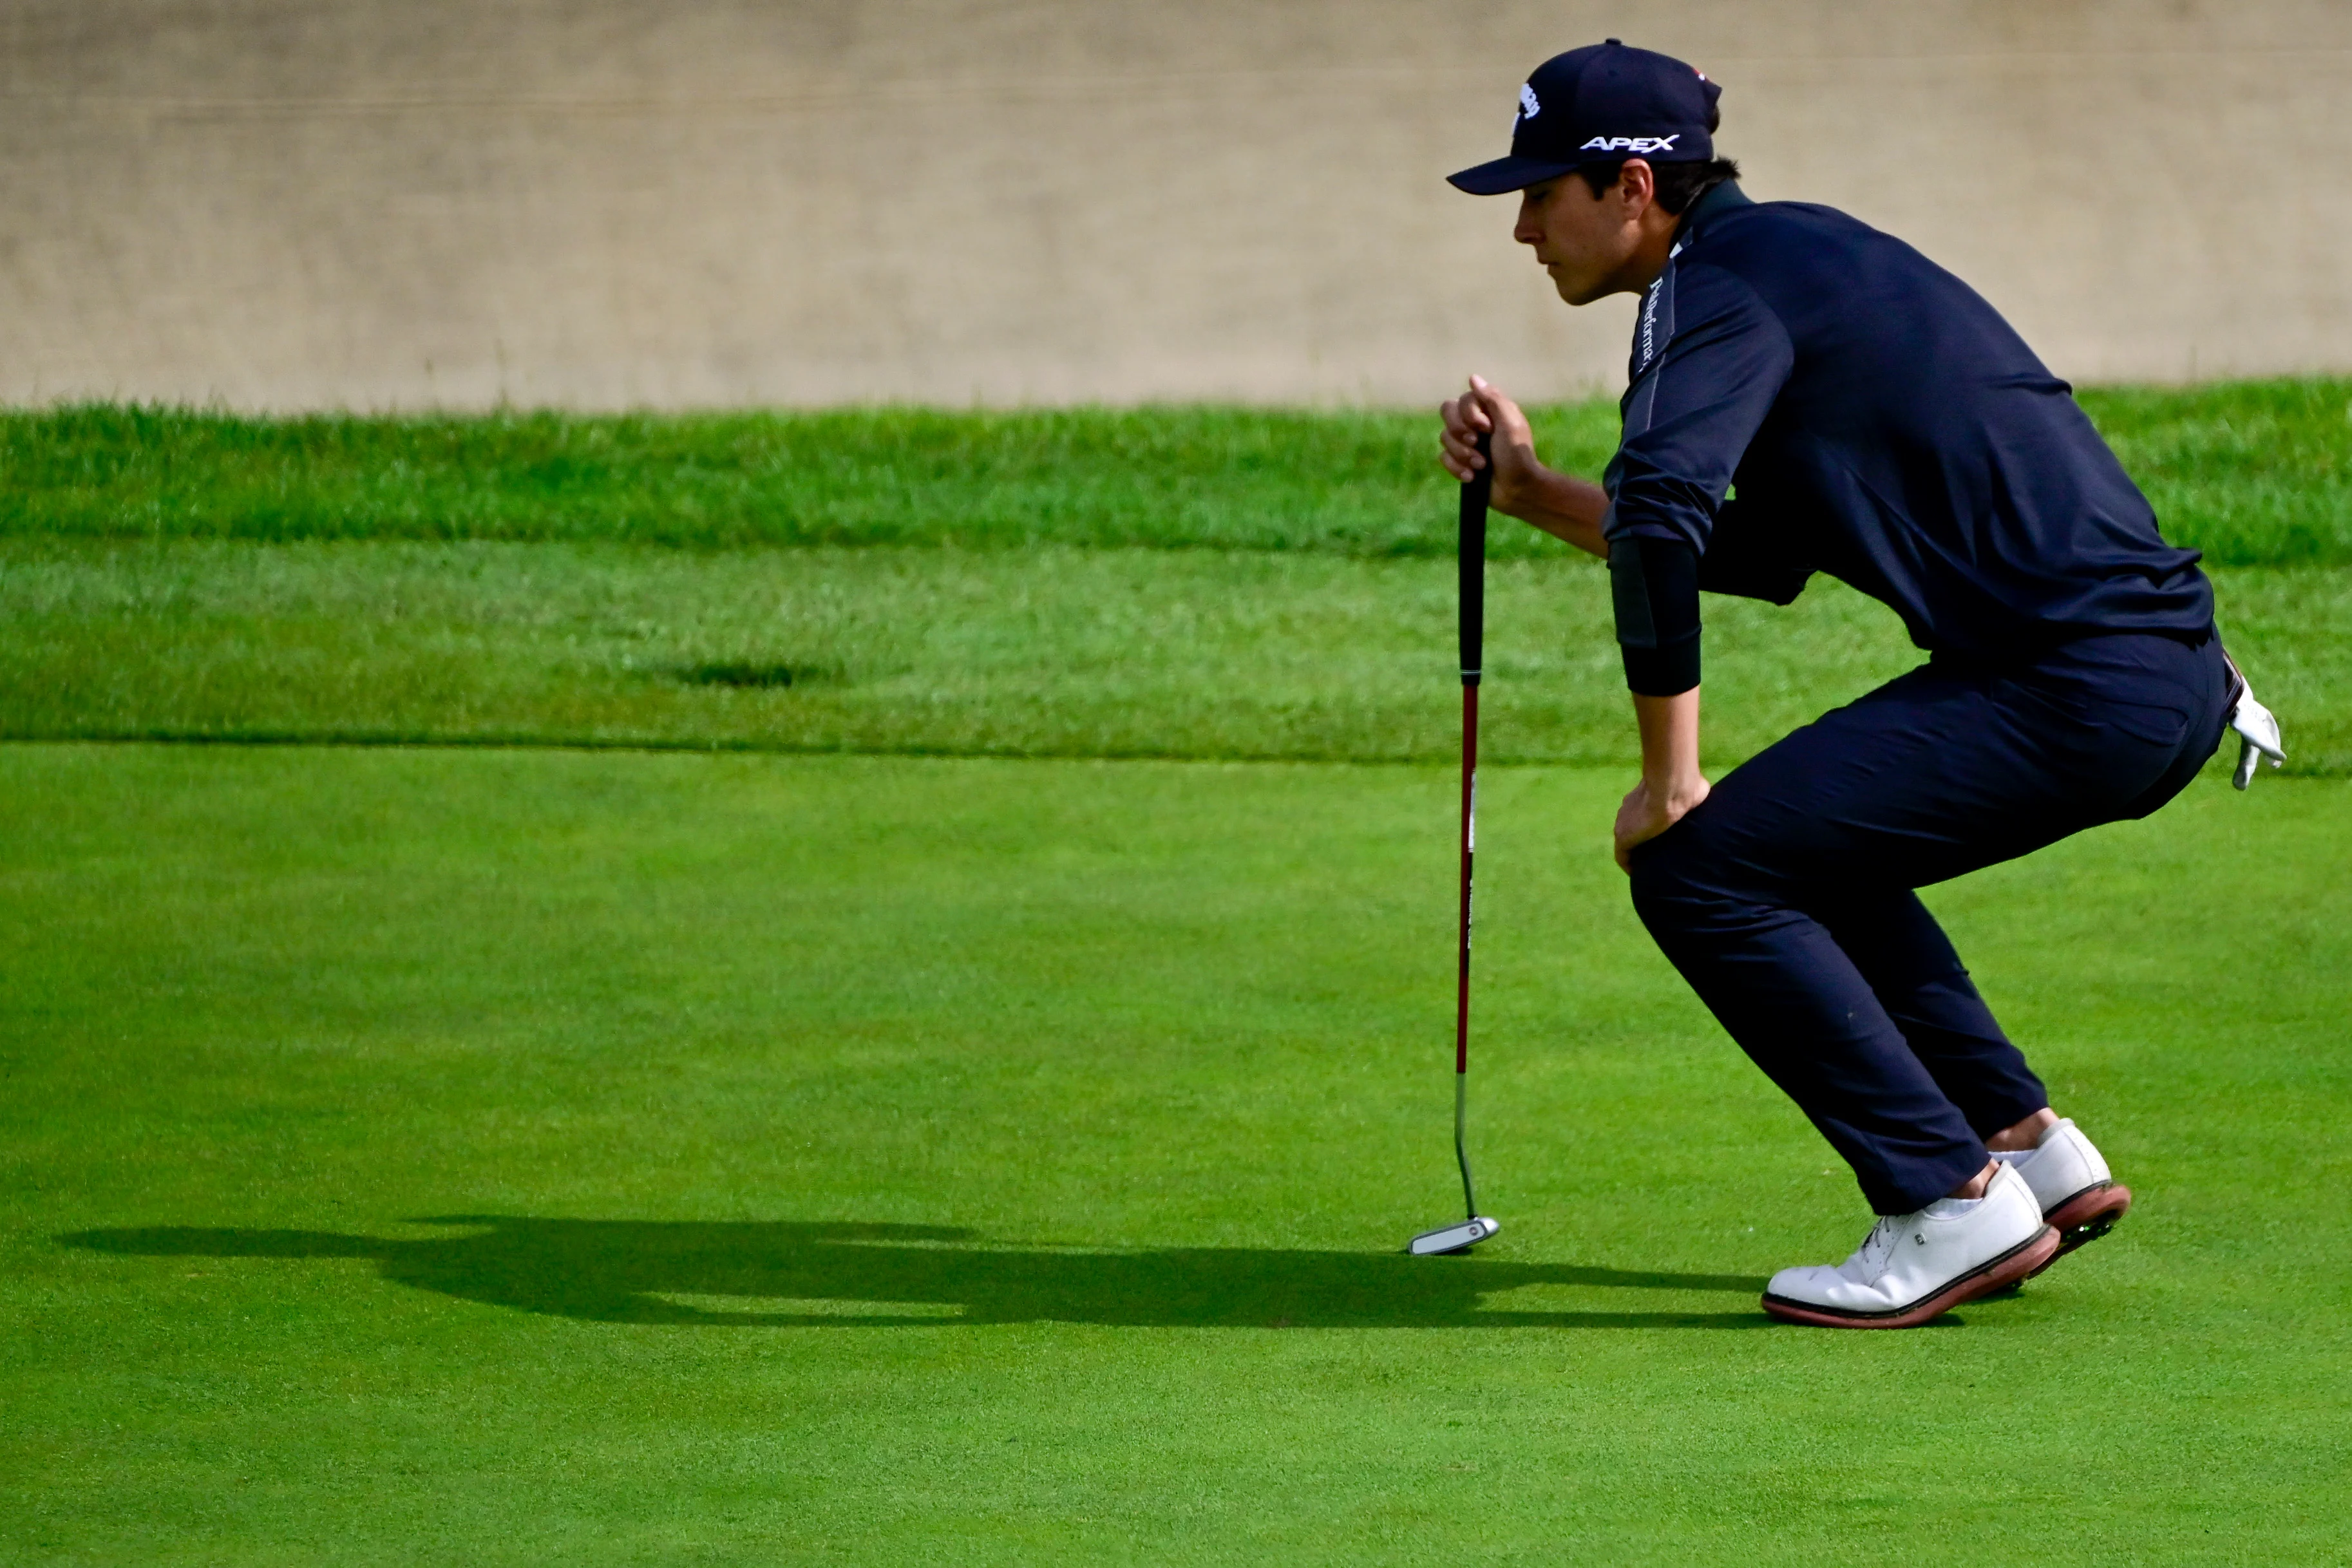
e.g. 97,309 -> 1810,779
1850,1215 -> 1904,1281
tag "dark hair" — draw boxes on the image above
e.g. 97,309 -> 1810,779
1573,156 -> 1742,215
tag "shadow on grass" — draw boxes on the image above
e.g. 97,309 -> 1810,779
61,1218 -> 1774,1330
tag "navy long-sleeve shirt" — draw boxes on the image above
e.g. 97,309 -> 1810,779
1600,181 -> 2212,692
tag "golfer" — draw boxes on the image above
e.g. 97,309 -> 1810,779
1437,41 -> 2283,1327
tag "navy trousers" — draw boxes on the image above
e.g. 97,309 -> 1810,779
1629,630 -> 2234,1214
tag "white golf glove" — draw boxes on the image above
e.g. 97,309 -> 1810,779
2229,681 -> 2285,790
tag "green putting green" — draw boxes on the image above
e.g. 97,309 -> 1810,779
6,388 -> 2344,1557
5,744 -> 2346,1563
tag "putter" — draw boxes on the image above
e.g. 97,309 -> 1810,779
1408,429 -> 1501,1258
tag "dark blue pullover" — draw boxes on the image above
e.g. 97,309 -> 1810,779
1601,180 -> 2213,695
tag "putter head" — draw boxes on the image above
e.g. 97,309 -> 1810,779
1407,1216 -> 1499,1256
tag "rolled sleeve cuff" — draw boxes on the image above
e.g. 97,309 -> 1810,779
1609,535 -> 1702,697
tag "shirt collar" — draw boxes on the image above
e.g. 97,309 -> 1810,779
1676,178 -> 1754,245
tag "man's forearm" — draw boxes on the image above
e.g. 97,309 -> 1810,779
1633,688 -> 1705,797
1498,466 -> 1610,558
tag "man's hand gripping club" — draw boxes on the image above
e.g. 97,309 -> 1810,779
1439,375 -> 1611,560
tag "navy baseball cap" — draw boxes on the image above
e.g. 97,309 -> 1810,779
1448,39 -> 1720,195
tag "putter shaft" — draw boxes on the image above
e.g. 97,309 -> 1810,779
1454,432 -> 1491,1223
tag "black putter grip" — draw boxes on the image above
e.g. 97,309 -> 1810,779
1459,431 -> 1492,685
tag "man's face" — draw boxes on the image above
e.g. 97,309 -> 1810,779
1513,164 -> 1657,305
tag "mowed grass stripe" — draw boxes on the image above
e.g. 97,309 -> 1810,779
3,541 -> 2343,773
6,380 -> 2349,563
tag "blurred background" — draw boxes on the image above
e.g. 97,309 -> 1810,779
8,0 -> 2351,410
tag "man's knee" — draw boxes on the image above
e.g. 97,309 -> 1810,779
1627,799 -> 1798,947
1626,825 -> 1716,939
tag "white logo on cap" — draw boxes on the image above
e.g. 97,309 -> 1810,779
1519,84 -> 1541,119
1581,134 -> 1682,154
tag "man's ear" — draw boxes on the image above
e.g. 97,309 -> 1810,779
1618,158 -> 1657,216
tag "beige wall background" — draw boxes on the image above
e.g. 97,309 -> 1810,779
5,1 -> 2349,410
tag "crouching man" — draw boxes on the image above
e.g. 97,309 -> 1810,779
1438,41 -> 2279,1327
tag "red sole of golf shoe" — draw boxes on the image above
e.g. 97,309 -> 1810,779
1759,1224 -> 2061,1330
2024,1182 -> 2132,1276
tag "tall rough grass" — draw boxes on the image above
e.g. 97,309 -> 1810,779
2,382 -> 2344,563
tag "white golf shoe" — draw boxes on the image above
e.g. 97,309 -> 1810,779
1762,1162 -> 2057,1329
1989,1117 -> 2132,1260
